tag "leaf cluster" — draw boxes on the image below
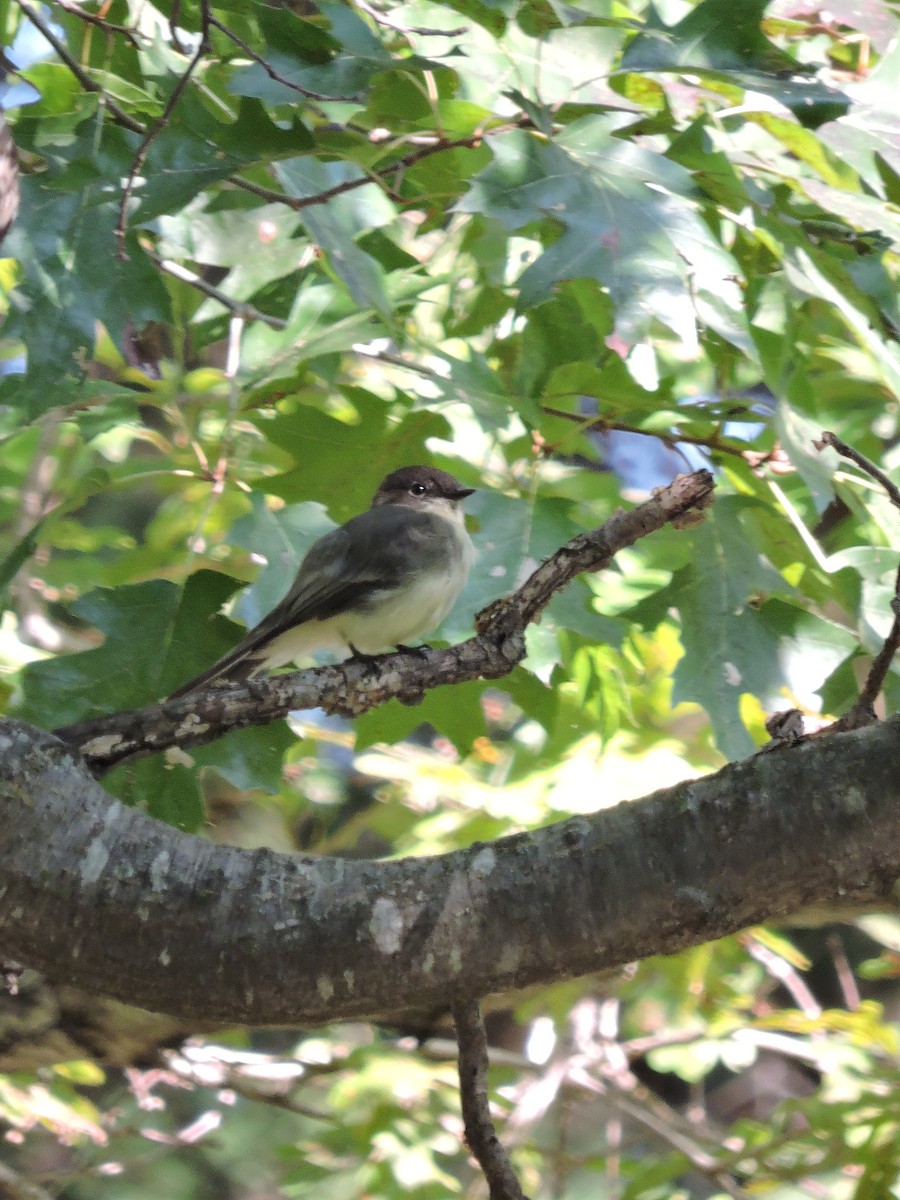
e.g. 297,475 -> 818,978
3,0 -> 900,1195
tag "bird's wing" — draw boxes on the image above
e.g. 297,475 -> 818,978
169,506 -> 446,696
275,505 -> 449,624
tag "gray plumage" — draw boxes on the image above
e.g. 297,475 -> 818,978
170,465 -> 475,697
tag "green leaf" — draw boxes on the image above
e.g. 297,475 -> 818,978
819,35 -> 900,183
227,497 -> 336,627
355,680 -> 487,753
621,0 -> 796,74
755,598 -> 858,708
274,158 -> 397,320
251,392 -> 451,517
460,119 -> 752,351
229,3 -> 392,103
104,758 -> 206,833
18,574 -> 244,727
671,500 -> 788,760
3,178 -> 170,403
781,242 -> 900,400
192,723 -> 296,793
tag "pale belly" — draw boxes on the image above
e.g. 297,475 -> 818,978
335,568 -> 460,653
257,555 -> 472,668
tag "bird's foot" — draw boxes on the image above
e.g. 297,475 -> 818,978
395,642 -> 431,658
347,644 -> 383,673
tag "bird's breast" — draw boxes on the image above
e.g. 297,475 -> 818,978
336,521 -> 474,653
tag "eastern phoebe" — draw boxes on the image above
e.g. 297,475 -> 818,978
170,465 -> 476,697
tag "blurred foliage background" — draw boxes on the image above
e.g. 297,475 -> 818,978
4,0 -> 900,1195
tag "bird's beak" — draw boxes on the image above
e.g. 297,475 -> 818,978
453,487 -> 476,500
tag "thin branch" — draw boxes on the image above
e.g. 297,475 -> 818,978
147,252 -> 287,329
166,1048 -> 335,1120
169,0 -> 188,55
183,315 -> 244,555
351,346 -> 444,378
1,957 -> 23,995
0,1161 -> 56,1200
53,470 -> 716,772
15,1 -> 145,133
845,595 -> 900,726
227,172 -> 373,209
228,176 -> 292,204
208,15 -> 359,102
452,998 -> 529,1200
115,3 -> 211,259
569,1070 -> 751,1200
228,129 -> 489,213
394,131 -> 483,170
540,404 -> 749,459
816,430 -> 900,511
826,933 -> 861,1012
740,932 -> 821,1018
55,0 -> 142,47
354,0 -> 468,37
619,1029 -> 708,1059
231,157 -> 415,211
816,431 -> 900,728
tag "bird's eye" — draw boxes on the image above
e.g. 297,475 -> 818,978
409,483 -> 427,496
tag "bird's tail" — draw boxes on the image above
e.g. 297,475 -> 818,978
168,644 -> 264,699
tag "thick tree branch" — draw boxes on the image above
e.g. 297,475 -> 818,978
2,715 -> 900,1025
55,469 -> 715,772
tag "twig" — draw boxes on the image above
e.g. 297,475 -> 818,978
228,172 -> 372,210
183,315 -> 244,555
394,132 -> 482,170
232,149 -> 439,210
740,932 -> 821,1018
166,1048 -> 335,1120
816,430 -> 900,511
208,15 -> 359,102
228,130 -> 486,213
55,0 -> 142,47
351,346 -> 444,378
540,404 -> 748,459
0,1161 -> 57,1200
147,253 -> 287,329
53,470 -> 716,771
169,0 -> 187,55
618,1028 -> 707,1058
0,117 -> 18,247
354,0 -> 468,37
15,1 -> 145,133
816,431 -> 900,729
567,1065 -> 750,1200
115,2 -> 211,259
1,957 -> 23,995
826,933 -> 861,1012
8,413 -> 70,652
452,997 -> 529,1200
845,588 -> 900,725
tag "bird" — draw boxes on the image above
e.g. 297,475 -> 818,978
169,465 -> 476,697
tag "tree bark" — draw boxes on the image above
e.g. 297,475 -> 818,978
2,716 -> 898,1026
55,470 -> 715,773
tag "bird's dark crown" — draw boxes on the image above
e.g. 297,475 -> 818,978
372,465 -> 475,506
